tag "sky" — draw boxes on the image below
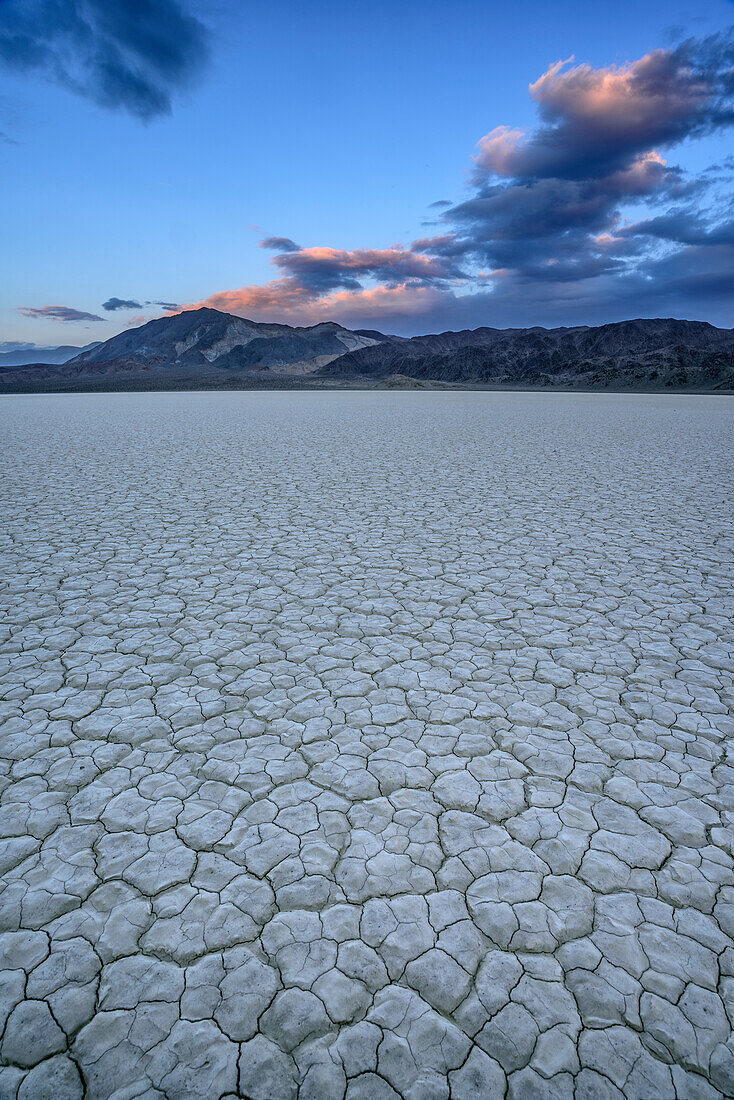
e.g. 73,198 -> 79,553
0,0 -> 733,349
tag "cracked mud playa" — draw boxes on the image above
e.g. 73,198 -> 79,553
0,390 -> 733,1100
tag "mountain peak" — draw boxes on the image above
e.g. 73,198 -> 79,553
66,308 -> 386,371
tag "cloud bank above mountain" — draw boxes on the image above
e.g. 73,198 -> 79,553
180,33 -> 734,331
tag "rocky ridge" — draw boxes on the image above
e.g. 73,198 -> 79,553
318,319 -> 734,390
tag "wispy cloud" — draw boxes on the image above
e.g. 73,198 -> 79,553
0,0 -> 209,120
18,305 -> 104,323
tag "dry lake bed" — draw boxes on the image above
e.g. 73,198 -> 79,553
0,390 -> 732,1100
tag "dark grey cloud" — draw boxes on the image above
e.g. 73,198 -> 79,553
626,243 -> 734,309
428,200 -> 452,209
621,209 -> 734,247
437,161 -> 672,279
453,171 -> 652,242
103,297 -> 143,311
260,237 -> 302,253
0,0 -> 209,120
18,305 -> 104,323
101,297 -> 181,313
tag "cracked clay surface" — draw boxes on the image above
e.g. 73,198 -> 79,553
0,390 -> 733,1100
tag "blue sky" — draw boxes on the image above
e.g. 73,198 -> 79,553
1,0 -> 733,347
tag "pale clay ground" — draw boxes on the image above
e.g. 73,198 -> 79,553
0,391 -> 732,1100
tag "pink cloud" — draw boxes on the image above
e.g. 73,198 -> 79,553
473,126 -> 527,177
180,281 -> 449,328
271,244 -> 456,286
473,40 -> 730,181
173,239 -> 460,328
528,51 -> 709,137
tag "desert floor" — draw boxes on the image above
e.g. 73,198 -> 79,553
1,391 -> 732,1099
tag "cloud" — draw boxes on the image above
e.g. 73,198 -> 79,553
178,34 -> 734,333
441,153 -> 677,279
103,296 -> 143,311
182,244 -> 461,324
100,296 -> 180,315
620,209 -> 734,246
260,237 -> 302,253
270,245 -> 462,292
18,305 -> 104,323
473,35 -> 734,182
0,130 -> 20,145
183,282 -> 449,328
0,0 -> 209,120
456,156 -> 669,238
185,280 -> 313,317
429,33 -> 734,322
626,243 -> 734,308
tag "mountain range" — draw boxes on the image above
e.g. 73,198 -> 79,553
321,318 -> 734,390
0,342 -> 100,367
2,308 -> 732,392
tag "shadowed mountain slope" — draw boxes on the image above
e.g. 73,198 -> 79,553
318,319 -> 734,390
